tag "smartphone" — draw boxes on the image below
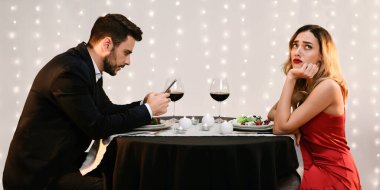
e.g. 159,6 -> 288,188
164,79 -> 177,93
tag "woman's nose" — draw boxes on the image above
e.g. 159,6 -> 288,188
295,47 -> 301,56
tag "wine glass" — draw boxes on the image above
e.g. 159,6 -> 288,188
210,78 -> 230,123
164,78 -> 184,121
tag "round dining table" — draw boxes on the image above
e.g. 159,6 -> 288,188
110,134 -> 300,190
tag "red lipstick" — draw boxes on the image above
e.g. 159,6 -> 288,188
293,58 -> 302,64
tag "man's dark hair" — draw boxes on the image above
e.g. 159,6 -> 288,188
87,13 -> 143,48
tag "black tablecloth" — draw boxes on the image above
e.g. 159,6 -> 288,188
112,136 -> 299,190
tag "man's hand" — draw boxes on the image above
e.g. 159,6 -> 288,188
145,92 -> 170,116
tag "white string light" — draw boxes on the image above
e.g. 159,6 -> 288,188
1,1 -> 377,189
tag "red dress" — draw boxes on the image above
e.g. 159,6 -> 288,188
299,112 -> 361,190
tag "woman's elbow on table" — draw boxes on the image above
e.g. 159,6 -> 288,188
272,123 -> 293,135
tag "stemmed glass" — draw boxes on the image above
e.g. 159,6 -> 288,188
210,78 -> 230,123
164,78 -> 184,121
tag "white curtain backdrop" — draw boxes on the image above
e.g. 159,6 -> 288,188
0,0 -> 378,189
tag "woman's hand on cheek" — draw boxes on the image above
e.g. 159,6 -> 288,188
289,63 -> 319,79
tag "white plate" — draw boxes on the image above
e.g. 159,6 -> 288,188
230,119 -> 273,131
134,120 -> 174,131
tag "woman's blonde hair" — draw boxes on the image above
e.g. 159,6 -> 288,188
282,25 -> 348,108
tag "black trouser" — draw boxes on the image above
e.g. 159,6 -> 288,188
48,141 -> 116,190
49,170 -> 104,190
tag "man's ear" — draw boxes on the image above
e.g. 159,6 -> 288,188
102,37 -> 113,53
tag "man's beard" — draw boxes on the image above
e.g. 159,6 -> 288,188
103,53 -> 117,76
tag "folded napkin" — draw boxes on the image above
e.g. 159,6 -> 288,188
79,131 -> 152,175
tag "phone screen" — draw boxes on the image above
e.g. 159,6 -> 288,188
164,79 -> 177,92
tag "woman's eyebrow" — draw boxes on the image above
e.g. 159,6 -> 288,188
302,41 -> 313,45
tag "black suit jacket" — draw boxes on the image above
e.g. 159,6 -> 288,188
3,42 -> 151,189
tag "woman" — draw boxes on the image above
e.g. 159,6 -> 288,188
268,25 -> 361,189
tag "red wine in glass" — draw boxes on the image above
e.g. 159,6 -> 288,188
210,78 -> 230,123
210,92 -> 229,102
170,92 -> 184,102
165,78 -> 184,119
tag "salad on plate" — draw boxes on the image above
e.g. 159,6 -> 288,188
231,115 -> 273,131
148,117 -> 162,125
235,115 -> 271,126
134,117 -> 173,131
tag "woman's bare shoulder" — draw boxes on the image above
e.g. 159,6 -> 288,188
314,79 -> 344,114
314,78 -> 341,93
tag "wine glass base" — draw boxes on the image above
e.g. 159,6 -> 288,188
215,117 -> 224,123
169,117 -> 179,123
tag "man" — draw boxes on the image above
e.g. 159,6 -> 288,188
3,14 -> 170,189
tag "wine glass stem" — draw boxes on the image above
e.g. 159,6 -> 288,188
218,102 -> 221,118
173,102 -> 176,116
